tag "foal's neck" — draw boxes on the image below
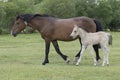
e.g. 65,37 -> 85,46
78,28 -> 87,39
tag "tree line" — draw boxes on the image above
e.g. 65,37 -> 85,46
0,0 -> 120,34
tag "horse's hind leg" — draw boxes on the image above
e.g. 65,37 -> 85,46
52,40 -> 70,63
93,44 -> 101,62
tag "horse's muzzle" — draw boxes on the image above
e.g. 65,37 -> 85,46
11,32 -> 17,37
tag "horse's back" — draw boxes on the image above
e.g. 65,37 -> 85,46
55,16 -> 96,31
50,16 -> 96,41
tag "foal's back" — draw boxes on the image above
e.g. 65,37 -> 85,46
87,31 -> 108,45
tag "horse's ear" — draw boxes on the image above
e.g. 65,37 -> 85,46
16,15 -> 24,20
16,15 -> 20,20
74,25 -> 79,29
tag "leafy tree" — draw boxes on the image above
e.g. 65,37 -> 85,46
109,0 -> 120,31
34,0 -> 43,4
33,0 -> 76,18
0,0 -> 35,33
92,1 -> 113,29
0,0 -> 120,33
0,2 -> 6,34
75,0 -> 96,17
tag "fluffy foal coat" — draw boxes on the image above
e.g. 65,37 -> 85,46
70,25 -> 112,66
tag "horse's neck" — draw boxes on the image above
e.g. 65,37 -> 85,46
78,28 -> 87,40
30,17 -> 53,32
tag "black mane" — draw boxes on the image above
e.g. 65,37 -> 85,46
16,14 -> 54,22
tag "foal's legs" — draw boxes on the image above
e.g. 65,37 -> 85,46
52,40 -> 70,63
74,39 -> 82,64
76,45 -> 86,65
42,40 -> 50,65
101,46 -> 109,66
89,46 -> 97,66
74,39 -> 101,64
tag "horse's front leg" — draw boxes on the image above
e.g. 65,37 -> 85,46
52,40 -> 70,64
42,40 -> 50,65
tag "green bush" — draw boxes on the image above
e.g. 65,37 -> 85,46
0,29 -> 2,34
0,0 -> 120,34
33,0 -> 76,18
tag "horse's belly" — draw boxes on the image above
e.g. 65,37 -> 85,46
52,34 -> 77,41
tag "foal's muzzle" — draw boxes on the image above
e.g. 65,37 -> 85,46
70,35 -> 74,39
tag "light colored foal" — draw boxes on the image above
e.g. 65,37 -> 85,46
70,25 -> 112,66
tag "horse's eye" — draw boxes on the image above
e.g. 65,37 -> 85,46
15,22 -> 19,25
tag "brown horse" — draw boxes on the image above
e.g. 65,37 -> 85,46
11,14 -> 102,65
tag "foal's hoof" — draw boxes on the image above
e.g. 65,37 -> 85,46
75,63 -> 79,66
94,63 -> 97,66
107,64 -> 109,66
73,57 -> 79,64
73,57 -> 79,62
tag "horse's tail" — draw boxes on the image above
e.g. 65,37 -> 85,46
107,33 -> 112,45
93,19 -> 103,32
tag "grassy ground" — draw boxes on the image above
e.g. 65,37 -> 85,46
0,32 -> 120,80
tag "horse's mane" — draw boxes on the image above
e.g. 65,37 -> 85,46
33,14 -> 55,17
16,14 -> 55,22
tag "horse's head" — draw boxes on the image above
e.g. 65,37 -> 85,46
70,25 -> 79,39
11,14 -> 37,37
11,15 -> 27,37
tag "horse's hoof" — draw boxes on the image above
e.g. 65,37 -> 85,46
42,60 -> 49,65
97,59 -> 101,63
42,62 -> 49,65
42,62 -> 46,65
66,57 -> 70,64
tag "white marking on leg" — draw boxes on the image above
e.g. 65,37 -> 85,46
89,46 -> 97,66
73,57 -> 79,64
76,45 -> 86,66
101,47 -> 106,66
66,57 -> 70,64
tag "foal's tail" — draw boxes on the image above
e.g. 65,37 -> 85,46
107,33 -> 112,45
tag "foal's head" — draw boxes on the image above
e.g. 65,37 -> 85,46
70,25 -> 79,39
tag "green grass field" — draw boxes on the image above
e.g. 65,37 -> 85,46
0,32 -> 120,80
